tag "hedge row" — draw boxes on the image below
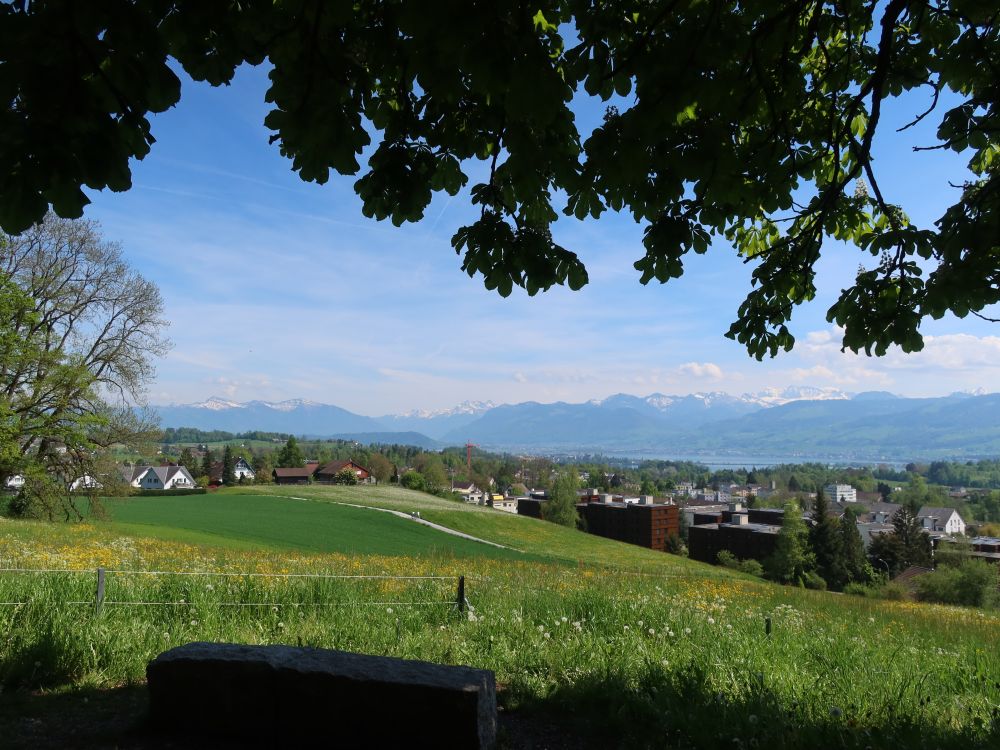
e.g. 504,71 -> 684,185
130,488 -> 207,497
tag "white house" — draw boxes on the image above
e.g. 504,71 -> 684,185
490,496 -> 518,513
68,475 -> 103,492
452,481 -> 487,504
123,465 -> 196,490
233,457 -> 255,481
824,484 -> 857,503
210,457 -> 256,484
918,506 -> 966,536
4,474 -> 26,491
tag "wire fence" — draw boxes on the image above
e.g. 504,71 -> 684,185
0,567 -> 471,613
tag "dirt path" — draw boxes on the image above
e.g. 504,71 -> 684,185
287,496 -> 520,552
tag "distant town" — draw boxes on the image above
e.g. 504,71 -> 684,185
10,425 -> 995,608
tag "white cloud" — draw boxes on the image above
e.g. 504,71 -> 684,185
677,362 -> 724,380
781,326 -> 1000,394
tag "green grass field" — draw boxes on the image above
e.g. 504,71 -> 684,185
1,484 -> 998,748
99,493 -> 527,561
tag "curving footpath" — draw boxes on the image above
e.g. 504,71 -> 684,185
286,497 -> 519,552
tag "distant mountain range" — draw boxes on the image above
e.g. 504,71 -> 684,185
151,388 -> 1000,460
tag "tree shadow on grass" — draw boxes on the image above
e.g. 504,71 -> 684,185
0,685 -> 245,750
497,662 -> 1000,750
1,663 -> 997,750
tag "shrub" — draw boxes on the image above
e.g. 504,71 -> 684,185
400,470 -> 425,491
332,468 -> 358,485
665,533 -> 687,557
843,582 -> 873,598
717,550 -> 738,568
802,571 -> 827,590
5,491 -> 29,517
879,583 -> 908,601
916,561 -> 998,608
131,488 -> 207,497
737,559 -> 764,577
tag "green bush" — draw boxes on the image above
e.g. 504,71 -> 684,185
665,533 -> 687,556
916,561 -> 998,608
332,468 -> 358,485
716,550 -> 738,568
131,488 -> 207,497
716,550 -> 761,575
399,470 -> 425,491
843,582 -> 873,597
737,559 -> 764,577
879,583 -> 908,601
802,571 -> 827,590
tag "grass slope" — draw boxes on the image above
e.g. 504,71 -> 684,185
101,494 -> 524,561
1,486 -> 998,748
238,485 -> 718,572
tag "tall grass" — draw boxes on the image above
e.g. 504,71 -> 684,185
2,519 -> 999,748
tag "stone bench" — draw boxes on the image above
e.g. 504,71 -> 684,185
147,642 -> 496,749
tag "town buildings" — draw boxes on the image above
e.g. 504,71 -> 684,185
576,496 -> 679,552
824,484 -> 858,503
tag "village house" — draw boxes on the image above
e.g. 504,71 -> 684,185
489,495 -> 518,513
451,481 -> 482,503
967,536 -> 1000,563
272,467 -> 315,485
122,465 -> 196,490
917,506 -> 966,536
3,474 -> 25,491
314,459 -> 374,483
208,456 -> 256,485
68,474 -> 103,492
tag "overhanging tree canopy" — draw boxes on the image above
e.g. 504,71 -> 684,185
2,1 -> 997,357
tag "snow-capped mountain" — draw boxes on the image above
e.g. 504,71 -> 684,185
743,386 -> 851,407
377,401 -> 497,440
186,396 -> 323,412
189,396 -> 244,411
393,400 -> 497,419
153,387 -> 1000,458
594,387 -> 851,413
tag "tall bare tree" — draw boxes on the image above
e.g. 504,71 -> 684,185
1,215 -> 170,519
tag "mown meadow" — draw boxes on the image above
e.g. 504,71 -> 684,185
1,486 -> 998,748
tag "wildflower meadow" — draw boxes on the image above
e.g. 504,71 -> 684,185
1,490 -> 998,748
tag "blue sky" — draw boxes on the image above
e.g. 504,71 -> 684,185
82,63 -> 1000,415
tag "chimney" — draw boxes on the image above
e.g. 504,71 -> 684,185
731,513 -> 749,526
640,495 -> 654,505
600,493 -> 613,504
729,502 -> 743,513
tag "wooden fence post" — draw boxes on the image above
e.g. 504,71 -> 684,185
95,567 -> 106,615
456,575 -> 465,613
765,616 -> 772,636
